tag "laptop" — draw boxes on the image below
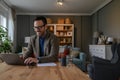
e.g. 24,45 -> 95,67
0,54 -> 25,65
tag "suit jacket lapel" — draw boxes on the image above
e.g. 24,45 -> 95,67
35,36 -> 40,58
44,32 -> 50,56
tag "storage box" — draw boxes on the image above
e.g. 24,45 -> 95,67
67,32 -> 72,36
65,18 -> 71,24
57,18 -> 64,24
47,18 -> 52,24
56,25 -> 64,30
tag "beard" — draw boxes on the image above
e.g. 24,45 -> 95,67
36,31 -> 45,37
36,32 -> 42,36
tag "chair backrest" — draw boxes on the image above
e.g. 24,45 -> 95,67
70,47 -> 80,58
79,52 -> 86,62
111,42 -> 117,55
111,42 -> 119,63
117,43 -> 120,59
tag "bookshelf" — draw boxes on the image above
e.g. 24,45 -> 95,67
47,24 -> 74,47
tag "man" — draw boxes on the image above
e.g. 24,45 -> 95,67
24,16 -> 59,64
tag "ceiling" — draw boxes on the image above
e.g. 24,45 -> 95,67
4,0 -> 112,15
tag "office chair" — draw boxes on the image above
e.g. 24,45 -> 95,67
87,43 -> 120,80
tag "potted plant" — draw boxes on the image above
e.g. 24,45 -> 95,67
0,25 -> 12,53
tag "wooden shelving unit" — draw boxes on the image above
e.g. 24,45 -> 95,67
47,24 -> 74,47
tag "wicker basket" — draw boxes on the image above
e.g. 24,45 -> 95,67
65,18 -> 71,24
47,18 -> 52,24
57,18 -> 64,24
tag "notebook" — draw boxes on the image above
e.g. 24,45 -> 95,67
0,54 -> 25,65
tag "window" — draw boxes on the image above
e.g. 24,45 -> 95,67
0,15 -> 7,28
0,1 -> 14,42
0,15 -> 7,41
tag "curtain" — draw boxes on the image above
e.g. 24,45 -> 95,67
8,8 -> 15,42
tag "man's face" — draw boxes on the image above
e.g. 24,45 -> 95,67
34,20 -> 47,36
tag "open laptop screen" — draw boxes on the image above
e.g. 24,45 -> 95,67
0,54 -> 25,65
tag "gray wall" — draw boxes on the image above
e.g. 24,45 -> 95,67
15,15 -> 92,60
16,15 -> 30,52
81,16 -> 92,56
92,0 -> 120,42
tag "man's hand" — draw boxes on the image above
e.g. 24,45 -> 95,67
24,57 -> 38,65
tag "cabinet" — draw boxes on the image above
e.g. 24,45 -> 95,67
47,24 -> 74,47
89,45 -> 112,60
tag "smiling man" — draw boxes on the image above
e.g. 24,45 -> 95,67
24,16 -> 59,64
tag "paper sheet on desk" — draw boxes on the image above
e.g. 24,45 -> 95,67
37,63 -> 56,66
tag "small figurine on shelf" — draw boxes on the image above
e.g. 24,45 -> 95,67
97,32 -> 107,45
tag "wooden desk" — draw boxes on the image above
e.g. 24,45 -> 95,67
0,62 -> 91,80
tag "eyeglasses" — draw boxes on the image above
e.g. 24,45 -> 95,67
33,25 -> 45,29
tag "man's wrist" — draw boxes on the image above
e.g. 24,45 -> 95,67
37,57 -> 41,63
36,59 -> 39,63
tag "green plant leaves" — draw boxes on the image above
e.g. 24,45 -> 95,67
0,25 -> 12,53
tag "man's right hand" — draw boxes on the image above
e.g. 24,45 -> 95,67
24,57 -> 39,65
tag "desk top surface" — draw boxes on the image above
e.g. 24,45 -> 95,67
0,62 -> 90,80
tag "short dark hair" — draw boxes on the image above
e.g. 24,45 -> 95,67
34,16 -> 47,25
